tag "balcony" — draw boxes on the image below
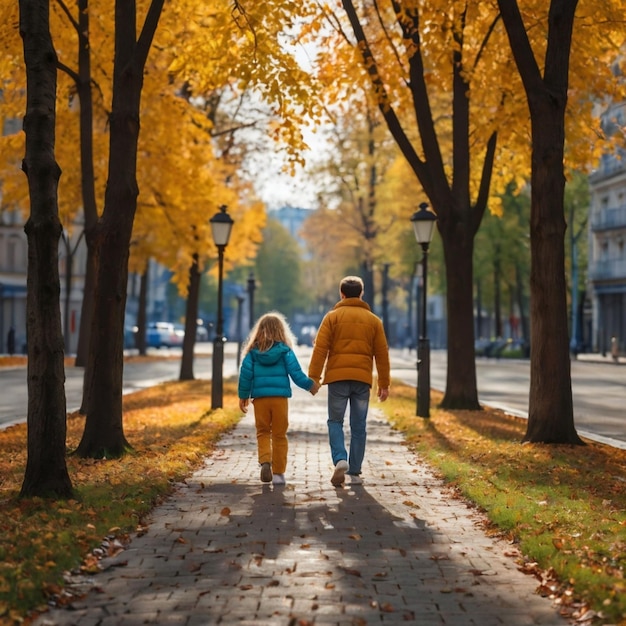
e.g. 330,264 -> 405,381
591,206 -> 626,231
590,258 -> 626,281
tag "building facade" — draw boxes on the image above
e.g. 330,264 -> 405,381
588,101 -> 626,354
0,208 -> 87,355
0,208 -> 27,353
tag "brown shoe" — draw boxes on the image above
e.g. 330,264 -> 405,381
260,463 -> 273,483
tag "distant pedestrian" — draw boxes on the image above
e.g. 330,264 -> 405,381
611,336 -> 619,363
308,276 -> 390,487
6,326 -> 15,356
238,312 -> 320,486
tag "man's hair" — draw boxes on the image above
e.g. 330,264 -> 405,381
340,276 -> 364,298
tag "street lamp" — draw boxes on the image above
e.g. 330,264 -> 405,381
236,293 -> 245,368
247,271 -> 256,330
210,205 -> 234,410
411,201 -> 437,418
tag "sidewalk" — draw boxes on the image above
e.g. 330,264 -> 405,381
34,386 -> 570,626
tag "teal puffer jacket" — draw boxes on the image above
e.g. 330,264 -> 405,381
238,342 -> 314,399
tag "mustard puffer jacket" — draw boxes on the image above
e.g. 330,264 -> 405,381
308,298 -> 390,389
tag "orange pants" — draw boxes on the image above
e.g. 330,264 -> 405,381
252,396 -> 289,474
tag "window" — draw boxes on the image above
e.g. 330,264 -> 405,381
601,239 -> 609,260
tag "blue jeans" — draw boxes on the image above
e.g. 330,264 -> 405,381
327,380 -> 371,475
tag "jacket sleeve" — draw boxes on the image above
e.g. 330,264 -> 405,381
237,353 -> 254,399
373,321 -> 391,388
308,316 -> 331,381
285,349 -> 314,391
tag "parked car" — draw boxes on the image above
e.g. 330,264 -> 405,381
475,337 -> 529,359
172,322 -> 209,343
297,325 -> 317,346
146,322 -> 184,348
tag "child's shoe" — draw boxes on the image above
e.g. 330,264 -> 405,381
272,473 -> 286,485
260,463 -> 272,483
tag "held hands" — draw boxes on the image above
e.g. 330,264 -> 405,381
310,381 -> 321,396
377,387 -> 389,402
239,398 -> 250,414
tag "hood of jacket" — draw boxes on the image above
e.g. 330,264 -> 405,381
250,342 -> 290,365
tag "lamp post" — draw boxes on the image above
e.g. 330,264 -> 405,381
210,205 -> 234,410
247,271 -> 256,330
410,202 -> 437,418
236,293 -> 245,368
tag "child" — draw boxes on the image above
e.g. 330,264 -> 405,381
238,312 -> 320,485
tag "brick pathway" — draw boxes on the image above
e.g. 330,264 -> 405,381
34,386 -> 569,626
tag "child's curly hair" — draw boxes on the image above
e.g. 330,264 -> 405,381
243,311 -> 296,355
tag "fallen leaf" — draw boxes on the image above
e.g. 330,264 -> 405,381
343,568 -> 361,577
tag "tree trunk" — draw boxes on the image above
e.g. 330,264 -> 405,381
525,104 -> 581,443
136,266 -> 148,355
497,0 -> 582,444
75,243 -> 97,370
180,255 -> 201,381
476,279 -> 483,338
75,0 -> 165,458
515,263 -> 529,343
19,0 -> 73,499
493,247 -> 502,337
440,227 -> 481,410
76,245 -> 98,413
73,0 -> 99,371
362,260 -> 375,310
62,234 -> 72,350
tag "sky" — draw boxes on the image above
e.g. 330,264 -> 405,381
250,126 -> 328,211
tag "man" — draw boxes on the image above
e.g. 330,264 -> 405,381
308,276 -> 390,486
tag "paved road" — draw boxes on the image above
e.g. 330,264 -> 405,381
389,349 -> 626,450
0,351 -> 220,429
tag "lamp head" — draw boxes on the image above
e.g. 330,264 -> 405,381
410,202 -> 437,245
210,205 -> 234,247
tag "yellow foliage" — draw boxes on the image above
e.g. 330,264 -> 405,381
306,0 -> 626,208
1,0 -> 317,291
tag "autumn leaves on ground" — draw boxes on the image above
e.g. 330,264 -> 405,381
0,376 -> 241,625
0,373 -> 624,625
